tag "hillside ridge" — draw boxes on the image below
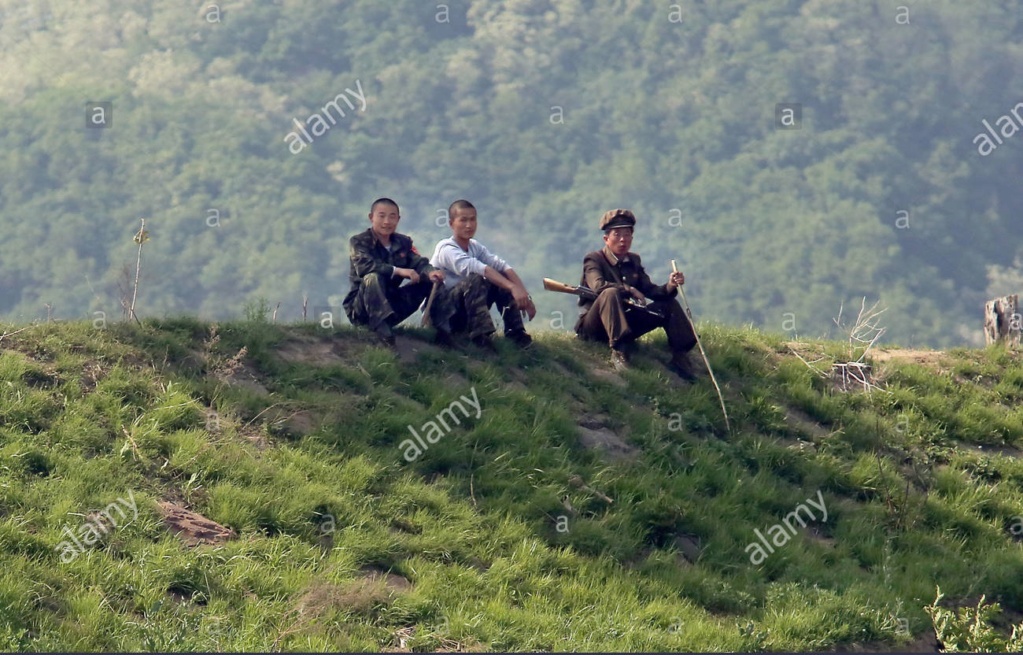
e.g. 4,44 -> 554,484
0,318 -> 1021,651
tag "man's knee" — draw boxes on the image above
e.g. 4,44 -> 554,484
351,273 -> 395,327
465,273 -> 488,292
662,300 -> 690,323
452,273 -> 485,294
362,272 -> 385,289
595,287 -> 624,308
456,274 -> 492,307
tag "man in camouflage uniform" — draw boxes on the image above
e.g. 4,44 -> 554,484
430,199 -> 535,349
343,198 -> 455,347
575,209 -> 699,379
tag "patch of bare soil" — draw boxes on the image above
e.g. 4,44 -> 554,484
275,572 -> 416,650
79,360 -> 106,393
440,371 -> 471,389
585,361 -> 627,387
868,347 -> 949,368
393,335 -> 446,363
673,534 -> 703,563
805,524 -> 836,548
831,630 -> 939,653
156,501 -> 236,546
204,407 -> 270,449
782,405 -> 832,442
221,362 -> 270,396
577,415 -> 637,460
357,565 -> 413,594
959,442 -> 1023,458
276,335 -> 347,365
266,407 -> 323,439
502,367 -> 532,393
292,568 -> 412,617
280,409 -> 320,436
784,340 -> 949,372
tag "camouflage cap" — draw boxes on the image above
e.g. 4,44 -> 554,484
599,208 -> 637,231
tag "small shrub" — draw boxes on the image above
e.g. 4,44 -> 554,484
925,586 -> 1023,652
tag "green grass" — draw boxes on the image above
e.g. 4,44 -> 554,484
0,317 -> 1021,651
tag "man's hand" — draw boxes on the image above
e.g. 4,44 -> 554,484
511,285 -> 537,320
427,270 -> 445,284
396,267 -> 421,284
627,285 -> 647,303
666,270 -> 685,292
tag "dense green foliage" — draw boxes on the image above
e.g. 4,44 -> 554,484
1,318 -> 1022,650
1,1 -> 1022,346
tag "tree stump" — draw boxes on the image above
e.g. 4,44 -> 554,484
983,294 -> 1021,346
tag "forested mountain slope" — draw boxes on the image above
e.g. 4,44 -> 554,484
1,0 -> 1022,346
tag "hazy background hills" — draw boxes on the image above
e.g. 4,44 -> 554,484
1,0 -> 1022,347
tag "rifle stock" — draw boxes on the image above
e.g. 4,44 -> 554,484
543,278 -> 663,319
542,278 -> 596,299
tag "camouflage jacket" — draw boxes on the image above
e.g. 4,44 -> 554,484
343,229 -> 436,312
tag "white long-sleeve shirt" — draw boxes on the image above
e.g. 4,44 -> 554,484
431,237 -> 510,288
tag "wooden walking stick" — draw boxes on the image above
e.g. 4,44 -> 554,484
421,279 -> 442,327
672,260 -> 731,434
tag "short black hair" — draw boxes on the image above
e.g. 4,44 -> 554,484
448,199 -> 476,221
370,197 -> 399,213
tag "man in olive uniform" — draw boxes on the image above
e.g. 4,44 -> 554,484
575,208 -> 699,379
343,198 -> 454,347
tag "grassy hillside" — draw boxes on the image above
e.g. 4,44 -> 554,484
1,316 -> 1022,651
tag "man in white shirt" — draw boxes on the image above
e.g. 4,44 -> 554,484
431,199 -> 536,348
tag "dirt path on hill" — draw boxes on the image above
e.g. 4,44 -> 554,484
867,347 -> 948,367
785,342 -> 949,368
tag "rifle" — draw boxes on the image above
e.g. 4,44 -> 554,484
542,278 -> 664,318
542,278 -> 597,299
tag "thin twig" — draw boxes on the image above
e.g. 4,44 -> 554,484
0,325 -> 33,344
120,426 -> 141,461
832,361 -> 888,394
129,219 -> 146,325
788,344 -> 829,377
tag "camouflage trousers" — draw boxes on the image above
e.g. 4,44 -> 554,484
344,272 -> 455,330
448,274 -> 526,339
576,287 -> 697,355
